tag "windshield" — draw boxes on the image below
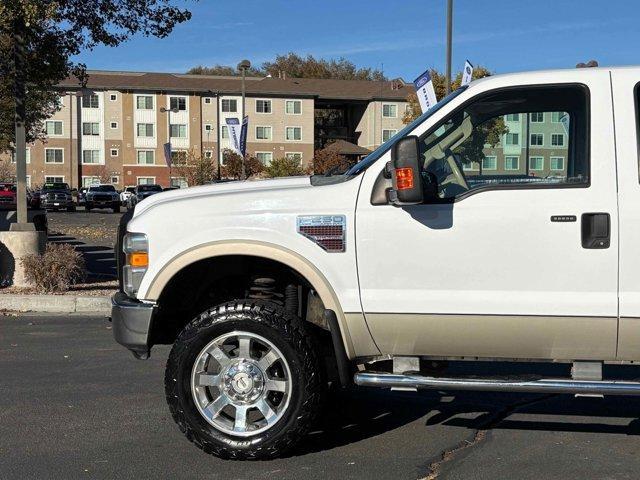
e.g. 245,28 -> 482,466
89,185 -> 116,192
42,183 -> 69,191
344,86 -> 467,176
126,187 -> 135,193
138,185 -> 162,192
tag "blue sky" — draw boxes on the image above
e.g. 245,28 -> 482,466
75,0 -> 640,81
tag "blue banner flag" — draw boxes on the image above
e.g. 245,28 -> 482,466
240,116 -> 248,156
225,118 -> 242,155
163,142 -> 172,167
461,60 -> 474,87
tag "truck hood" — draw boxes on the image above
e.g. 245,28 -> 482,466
132,176 -> 313,217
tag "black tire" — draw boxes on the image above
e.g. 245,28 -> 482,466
85,206 -> 92,212
165,300 -> 325,460
112,205 -> 120,213
67,206 -> 76,212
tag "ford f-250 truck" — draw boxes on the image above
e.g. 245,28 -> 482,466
112,66 -> 640,459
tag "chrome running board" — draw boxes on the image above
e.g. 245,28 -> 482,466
354,372 -> 640,396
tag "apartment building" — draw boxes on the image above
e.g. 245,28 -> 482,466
8,71 -> 410,188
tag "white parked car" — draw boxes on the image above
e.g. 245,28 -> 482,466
111,66 -> 640,459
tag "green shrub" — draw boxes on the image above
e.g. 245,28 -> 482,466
21,243 -> 86,292
263,157 -> 306,178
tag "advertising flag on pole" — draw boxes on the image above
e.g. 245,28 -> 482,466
461,60 -> 474,87
413,69 -> 438,114
559,113 -> 570,135
226,118 -> 242,155
163,142 -> 172,167
239,116 -> 248,156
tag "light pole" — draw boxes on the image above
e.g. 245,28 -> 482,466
445,0 -> 453,95
13,15 -> 30,230
237,59 -> 251,180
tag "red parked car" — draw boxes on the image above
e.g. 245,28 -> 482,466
0,183 -> 17,209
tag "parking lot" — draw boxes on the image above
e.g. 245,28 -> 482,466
3,314 -> 640,480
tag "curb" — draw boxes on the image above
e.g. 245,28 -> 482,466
0,294 -> 111,314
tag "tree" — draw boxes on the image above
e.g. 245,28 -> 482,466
0,157 -> 15,182
188,52 -> 387,81
263,157 -> 307,178
0,1 -> 192,152
402,65 -> 493,124
187,65 -> 263,77
220,149 -> 264,180
312,148 -> 352,175
95,165 -> 113,184
172,149 -> 216,186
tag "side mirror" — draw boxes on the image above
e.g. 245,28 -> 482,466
387,136 -> 424,206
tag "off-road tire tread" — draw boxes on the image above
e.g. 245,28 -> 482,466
164,299 -> 325,460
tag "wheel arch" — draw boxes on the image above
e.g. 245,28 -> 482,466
145,240 -> 364,358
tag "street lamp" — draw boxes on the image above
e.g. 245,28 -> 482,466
237,59 -> 251,180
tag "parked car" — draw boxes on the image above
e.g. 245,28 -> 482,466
120,186 -> 136,206
77,187 -> 89,206
126,184 -> 163,210
0,183 -> 16,209
40,182 -> 75,211
85,184 -> 121,213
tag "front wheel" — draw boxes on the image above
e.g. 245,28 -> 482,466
165,300 -> 325,460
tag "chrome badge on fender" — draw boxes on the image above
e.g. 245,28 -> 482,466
297,215 -> 346,252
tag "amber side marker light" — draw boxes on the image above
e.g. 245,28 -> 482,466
395,167 -> 414,190
128,252 -> 149,267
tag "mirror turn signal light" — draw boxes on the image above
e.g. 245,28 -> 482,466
128,252 -> 149,267
395,167 -> 414,190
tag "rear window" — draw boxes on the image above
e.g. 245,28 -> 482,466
89,185 -> 116,192
42,183 -> 69,190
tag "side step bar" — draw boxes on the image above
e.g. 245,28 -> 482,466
354,372 -> 640,396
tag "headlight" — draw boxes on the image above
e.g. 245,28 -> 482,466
122,233 -> 148,297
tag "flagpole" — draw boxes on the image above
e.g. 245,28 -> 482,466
445,0 -> 453,95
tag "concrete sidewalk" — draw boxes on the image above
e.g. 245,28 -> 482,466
0,294 -> 110,314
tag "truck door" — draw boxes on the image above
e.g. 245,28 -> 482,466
611,69 -> 640,360
356,74 -> 619,360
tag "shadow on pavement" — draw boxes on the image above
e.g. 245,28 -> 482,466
48,232 -> 116,283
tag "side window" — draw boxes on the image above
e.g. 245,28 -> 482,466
419,85 -> 588,200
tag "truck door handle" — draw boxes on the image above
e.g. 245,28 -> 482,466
581,213 -> 610,249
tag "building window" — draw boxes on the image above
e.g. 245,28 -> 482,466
45,176 -> 64,183
169,96 -> 186,111
82,150 -> 101,164
136,95 -> 154,110
256,126 -> 272,140
204,97 -> 212,104
204,151 -> 213,159
505,156 -> 520,170
45,120 -> 63,136
82,122 -> 100,136
529,156 -> 544,171
285,152 -> 302,164
285,100 -> 302,115
505,133 -> 519,145
551,133 -> 565,146
82,93 -> 99,108
221,126 -> 229,138
110,176 -> 120,184
285,127 -> 301,141
382,104 -> 398,118
551,111 -> 564,123
171,150 -> 187,165
137,177 -> 155,185
45,148 -> 64,164
137,123 -> 154,137
530,112 -> 544,122
110,148 -> 119,157
136,150 -> 155,165
550,156 -> 565,170
505,113 -> 520,122
256,100 -> 272,114
169,124 -> 187,138
26,175 -> 31,187
82,176 -> 100,187
222,99 -> 237,112
11,149 -> 31,164
482,156 -> 497,170
256,152 -> 273,165
204,124 -> 213,133
110,121 -> 118,129
462,162 -> 478,171
530,133 -> 544,146
110,94 -> 117,101
382,129 -> 397,142
170,177 -> 188,188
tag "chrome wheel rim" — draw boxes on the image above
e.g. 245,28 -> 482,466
191,331 -> 292,437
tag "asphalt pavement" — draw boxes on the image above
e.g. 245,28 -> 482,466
3,314 -> 640,480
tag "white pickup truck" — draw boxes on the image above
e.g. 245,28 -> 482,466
112,66 -> 640,459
